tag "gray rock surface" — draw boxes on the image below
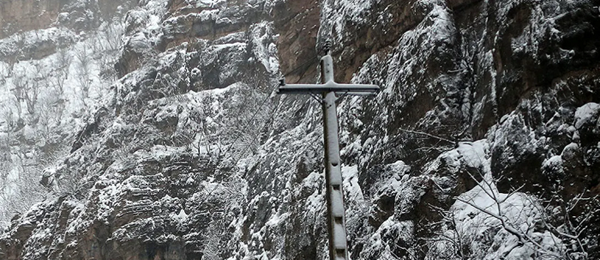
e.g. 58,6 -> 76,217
0,0 -> 599,259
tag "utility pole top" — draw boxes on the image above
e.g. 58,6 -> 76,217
278,46 -> 379,96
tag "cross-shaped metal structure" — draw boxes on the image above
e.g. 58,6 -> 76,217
278,48 -> 379,260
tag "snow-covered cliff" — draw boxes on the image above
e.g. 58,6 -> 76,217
0,0 -> 599,259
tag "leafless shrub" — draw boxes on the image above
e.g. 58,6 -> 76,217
74,45 -> 93,97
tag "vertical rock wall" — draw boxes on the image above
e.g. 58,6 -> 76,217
0,0 -> 599,259
0,0 -> 64,38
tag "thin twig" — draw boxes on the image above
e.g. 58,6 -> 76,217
397,128 -> 456,144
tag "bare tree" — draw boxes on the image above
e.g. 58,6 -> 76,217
429,171 -> 569,259
0,62 -> 12,86
103,22 -> 124,51
10,67 -> 28,117
49,72 -> 66,97
200,178 -> 245,259
22,63 -> 47,115
0,148 -> 47,227
56,47 -> 73,77
74,45 -> 93,97
532,193 -> 599,259
425,208 -> 472,260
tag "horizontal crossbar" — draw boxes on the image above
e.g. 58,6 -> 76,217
277,81 -> 380,95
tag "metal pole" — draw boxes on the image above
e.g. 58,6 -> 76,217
321,54 -> 348,260
277,48 -> 378,259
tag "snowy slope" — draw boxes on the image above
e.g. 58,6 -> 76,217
0,0 -> 133,227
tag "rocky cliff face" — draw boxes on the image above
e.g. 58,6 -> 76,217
0,0 -> 64,38
1,0 -> 599,259
0,0 -> 136,63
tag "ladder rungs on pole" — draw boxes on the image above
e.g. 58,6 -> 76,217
329,167 -> 342,186
331,190 -> 345,217
333,221 -> 347,249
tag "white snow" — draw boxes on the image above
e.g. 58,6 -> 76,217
171,209 -> 189,223
426,141 -> 566,259
574,102 -> 600,129
433,181 -> 565,259
249,22 -> 280,75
